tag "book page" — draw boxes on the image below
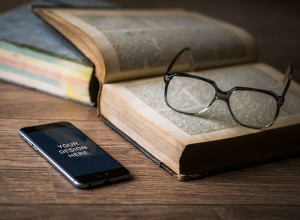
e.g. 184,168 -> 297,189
104,63 -> 300,145
36,8 -> 257,83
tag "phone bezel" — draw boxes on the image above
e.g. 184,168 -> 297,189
19,121 -> 130,188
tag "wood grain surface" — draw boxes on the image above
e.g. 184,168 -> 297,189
1,1 -> 300,219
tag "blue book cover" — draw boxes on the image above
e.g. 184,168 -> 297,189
0,0 -> 113,64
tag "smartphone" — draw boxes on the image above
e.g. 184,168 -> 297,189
19,121 -> 130,188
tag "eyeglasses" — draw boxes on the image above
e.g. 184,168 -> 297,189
163,47 -> 293,129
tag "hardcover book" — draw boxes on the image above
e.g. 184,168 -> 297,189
0,0 -> 113,105
33,7 -> 300,180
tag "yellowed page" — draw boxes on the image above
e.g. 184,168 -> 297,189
34,8 -> 258,83
102,63 -> 300,146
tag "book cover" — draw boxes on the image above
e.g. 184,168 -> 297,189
0,0 -> 113,104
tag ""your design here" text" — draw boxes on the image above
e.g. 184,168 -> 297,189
57,142 -> 89,158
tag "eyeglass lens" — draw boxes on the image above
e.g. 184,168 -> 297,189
166,76 -> 215,114
229,90 -> 278,128
166,76 -> 278,128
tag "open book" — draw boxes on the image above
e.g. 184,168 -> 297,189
33,8 -> 300,180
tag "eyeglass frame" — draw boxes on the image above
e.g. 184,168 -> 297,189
163,47 -> 293,129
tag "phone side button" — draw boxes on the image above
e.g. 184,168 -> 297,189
30,142 -> 38,151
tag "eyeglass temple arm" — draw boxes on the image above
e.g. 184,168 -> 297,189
281,64 -> 293,97
166,47 -> 195,73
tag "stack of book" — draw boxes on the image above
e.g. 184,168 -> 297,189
0,0 -> 113,105
2,1 -> 300,180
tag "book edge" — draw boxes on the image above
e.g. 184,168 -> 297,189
103,117 -> 300,181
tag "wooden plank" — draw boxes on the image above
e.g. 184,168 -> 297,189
0,167 -> 57,204
52,158 -> 300,205
0,81 -> 97,120
1,205 -> 300,220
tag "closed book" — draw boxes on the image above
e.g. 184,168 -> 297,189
0,0 -> 113,105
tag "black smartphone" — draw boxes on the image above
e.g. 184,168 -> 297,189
19,121 -> 130,188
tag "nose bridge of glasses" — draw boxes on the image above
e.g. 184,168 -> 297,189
215,89 -> 230,102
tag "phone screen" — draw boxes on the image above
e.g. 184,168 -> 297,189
20,122 -> 130,188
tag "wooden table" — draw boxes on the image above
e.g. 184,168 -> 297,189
1,1 -> 300,219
